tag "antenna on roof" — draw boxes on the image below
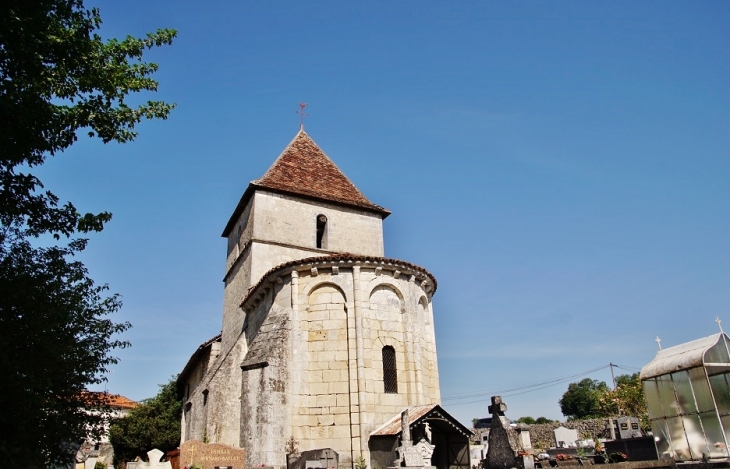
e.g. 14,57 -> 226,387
716,317 -> 724,333
296,102 -> 309,130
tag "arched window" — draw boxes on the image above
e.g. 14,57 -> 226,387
383,346 -> 398,393
316,214 -> 327,249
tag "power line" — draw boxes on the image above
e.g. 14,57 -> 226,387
613,363 -> 641,372
442,364 -> 611,403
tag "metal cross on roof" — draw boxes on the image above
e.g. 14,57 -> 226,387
296,102 -> 309,130
716,316 -> 724,333
655,336 -> 662,350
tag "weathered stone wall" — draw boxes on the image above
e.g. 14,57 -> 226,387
183,336 -> 248,447
221,190 -> 385,357
528,419 -> 614,449
226,195 -> 254,273
251,190 -> 384,260
221,251 -> 252,356
221,197 -> 254,356
286,261 -> 439,466
240,287 -> 292,467
185,183 -> 439,468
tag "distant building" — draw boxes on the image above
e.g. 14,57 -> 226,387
178,129 -> 469,468
76,392 -> 137,469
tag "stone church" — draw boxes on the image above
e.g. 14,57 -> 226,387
178,129 -> 469,468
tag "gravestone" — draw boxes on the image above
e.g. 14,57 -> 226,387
127,449 -> 172,469
553,427 -> 578,448
616,416 -> 642,439
288,448 -> 339,469
180,440 -> 245,469
485,396 -> 518,469
392,408 -> 436,468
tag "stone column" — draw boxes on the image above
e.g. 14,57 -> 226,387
290,270 -> 299,316
405,276 -> 417,403
412,298 -> 424,404
352,266 -> 368,457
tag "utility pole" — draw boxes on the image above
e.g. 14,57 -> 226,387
610,362 -> 617,390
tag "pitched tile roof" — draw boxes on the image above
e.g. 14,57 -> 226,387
223,130 -> 390,236
256,129 -> 389,212
80,391 -> 138,410
370,404 -> 473,438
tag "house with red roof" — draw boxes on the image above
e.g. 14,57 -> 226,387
75,391 -> 138,469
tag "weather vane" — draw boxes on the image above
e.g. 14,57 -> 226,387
655,336 -> 662,351
716,317 -> 724,333
296,102 -> 309,130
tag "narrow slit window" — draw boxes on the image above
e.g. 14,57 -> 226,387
383,346 -> 398,393
316,214 -> 327,249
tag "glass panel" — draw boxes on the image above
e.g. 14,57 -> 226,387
682,414 -> 709,460
667,416 -> 692,460
644,379 -> 664,419
690,367 -> 715,412
709,374 -> 730,416
658,374 -> 679,417
705,336 -> 730,363
652,419 -> 672,460
672,371 -> 698,414
699,411 -> 728,458
722,415 -> 730,454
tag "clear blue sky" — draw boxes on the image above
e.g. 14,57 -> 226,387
39,1 -> 729,424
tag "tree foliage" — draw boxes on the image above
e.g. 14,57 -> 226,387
0,0 -> 175,465
1,0 -> 176,239
536,417 -> 555,424
558,378 -> 611,420
0,237 -> 126,465
559,374 -> 649,426
516,416 -> 557,425
109,378 -> 182,465
596,373 -> 649,429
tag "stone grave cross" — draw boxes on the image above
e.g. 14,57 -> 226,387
393,408 -> 435,468
485,396 -> 521,469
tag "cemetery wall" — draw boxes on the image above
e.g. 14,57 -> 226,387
528,419 -> 615,449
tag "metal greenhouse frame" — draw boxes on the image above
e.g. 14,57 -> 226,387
641,332 -> 730,462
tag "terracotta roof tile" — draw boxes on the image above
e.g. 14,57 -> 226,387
370,404 -> 473,437
371,404 -> 437,436
80,391 -> 138,409
253,130 -> 389,215
223,130 -> 389,236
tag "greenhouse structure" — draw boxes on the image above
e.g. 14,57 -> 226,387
641,332 -> 730,461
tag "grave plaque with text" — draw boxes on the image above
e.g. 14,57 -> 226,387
180,440 -> 245,469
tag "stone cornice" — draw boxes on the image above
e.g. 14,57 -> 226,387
240,253 -> 437,311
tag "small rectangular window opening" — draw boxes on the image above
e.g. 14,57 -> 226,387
316,215 -> 327,249
383,346 -> 398,393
